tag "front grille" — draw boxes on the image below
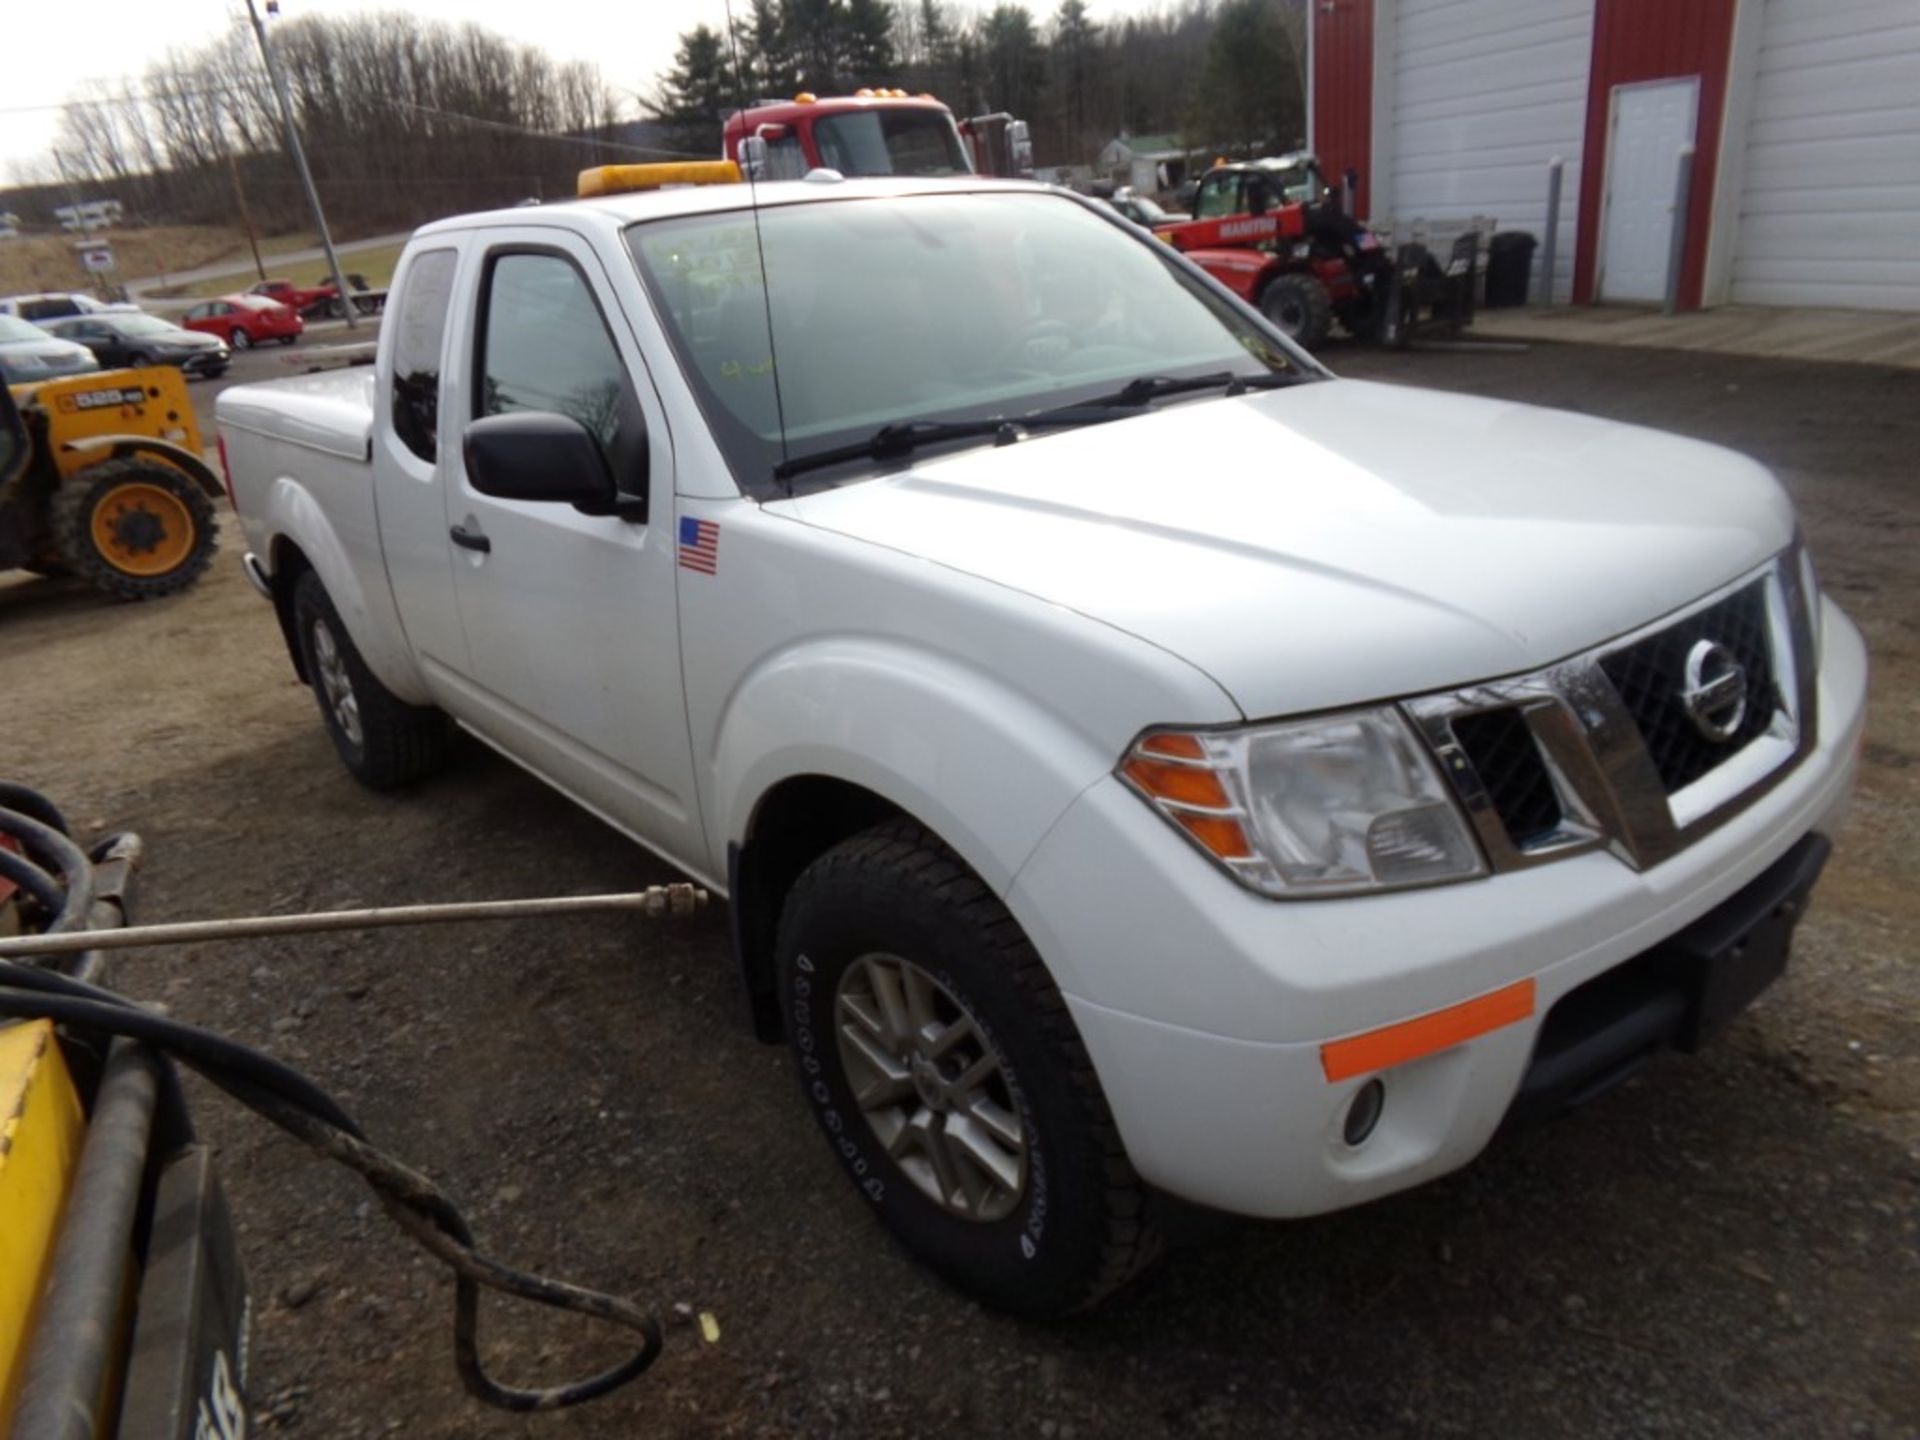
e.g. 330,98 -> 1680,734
1599,581 -> 1777,794
1450,708 -> 1561,847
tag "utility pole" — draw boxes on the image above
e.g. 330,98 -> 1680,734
227,147 -> 268,282
245,0 -> 357,327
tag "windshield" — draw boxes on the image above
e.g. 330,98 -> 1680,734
0,316 -> 50,342
812,109 -> 970,177
627,191 -> 1316,493
1266,162 -> 1324,204
114,314 -> 179,336
1129,196 -> 1171,223
236,295 -> 284,311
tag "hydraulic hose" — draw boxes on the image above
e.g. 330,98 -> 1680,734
0,788 -> 667,1413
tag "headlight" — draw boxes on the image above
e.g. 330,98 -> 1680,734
1119,708 -> 1487,898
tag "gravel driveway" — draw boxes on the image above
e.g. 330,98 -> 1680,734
2,339 -> 1914,1439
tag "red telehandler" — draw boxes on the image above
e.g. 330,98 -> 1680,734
1155,153 -> 1478,350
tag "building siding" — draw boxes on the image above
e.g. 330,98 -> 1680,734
1575,0 -> 1738,308
1313,0 -> 1377,216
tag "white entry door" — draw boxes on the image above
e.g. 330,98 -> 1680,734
1599,77 -> 1699,302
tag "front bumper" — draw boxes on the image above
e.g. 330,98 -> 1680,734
173,349 -> 229,378
1006,602 -> 1867,1218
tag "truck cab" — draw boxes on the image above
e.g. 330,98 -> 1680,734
724,92 -> 1032,180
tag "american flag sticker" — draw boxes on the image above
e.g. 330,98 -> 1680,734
678,516 -> 720,575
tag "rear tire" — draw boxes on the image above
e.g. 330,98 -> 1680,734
291,570 -> 450,789
51,458 -> 217,601
1259,273 -> 1334,349
229,328 -> 252,350
777,819 -> 1161,1316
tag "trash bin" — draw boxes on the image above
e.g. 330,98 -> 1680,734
1485,231 -> 1537,308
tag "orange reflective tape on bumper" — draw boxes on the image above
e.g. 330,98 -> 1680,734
1320,979 -> 1536,1083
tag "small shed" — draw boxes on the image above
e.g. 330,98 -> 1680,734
1096,134 -> 1191,197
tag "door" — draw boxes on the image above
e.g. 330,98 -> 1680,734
1598,77 -> 1699,302
373,244 -> 471,683
1728,0 -> 1920,309
1385,0 -> 1593,302
438,232 -> 705,863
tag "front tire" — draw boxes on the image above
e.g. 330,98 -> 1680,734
778,820 -> 1160,1315
229,328 -> 252,350
291,571 -> 450,789
50,458 -> 217,600
1260,272 -> 1335,349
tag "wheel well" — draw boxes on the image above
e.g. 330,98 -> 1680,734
731,776 -> 907,1042
268,537 -> 315,682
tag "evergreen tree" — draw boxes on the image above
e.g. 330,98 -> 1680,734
1194,0 -> 1303,155
844,0 -> 899,83
650,24 -> 733,150
785,0 -> 850,93
1050,0 -> 1100,154
981,5 -> 1045,120
742,0 -> 797,98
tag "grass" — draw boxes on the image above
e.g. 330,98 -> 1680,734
161,240 -> 407,300
0,225 -> 273,298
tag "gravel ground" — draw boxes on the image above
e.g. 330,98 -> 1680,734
2,338 -> 1915,1438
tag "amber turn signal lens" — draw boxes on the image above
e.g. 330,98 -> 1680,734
1174,811 -> 1255,860
1122,757 -> 1230,809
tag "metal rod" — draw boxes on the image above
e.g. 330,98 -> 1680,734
8,1041 -> 162,1440
0,887 -> 710,958
1664,144 -> 1696,316
1538,156 -> 1563,306
245,0 -> 358,329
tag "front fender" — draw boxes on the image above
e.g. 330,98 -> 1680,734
260,476 -> 432,705
712,636 -> 1118,895
61,435 -> 223,498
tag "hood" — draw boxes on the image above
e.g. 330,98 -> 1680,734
786,378 -> 1796,720
0,337 -> 97,368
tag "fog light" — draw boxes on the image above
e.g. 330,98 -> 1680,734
1343,1078 -> 1385,1146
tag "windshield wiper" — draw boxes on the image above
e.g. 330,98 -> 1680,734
773,418 -> 1022,482
772,370 -> 1302,483
1030,369 -> 1299,425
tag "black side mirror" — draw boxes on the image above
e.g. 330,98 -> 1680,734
0,381 -> 28,487
463,411 -> 637,519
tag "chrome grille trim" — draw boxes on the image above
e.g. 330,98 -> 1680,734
1404,548 -> 1817,875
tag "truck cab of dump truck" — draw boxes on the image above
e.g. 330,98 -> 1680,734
724,92 -> 1033,180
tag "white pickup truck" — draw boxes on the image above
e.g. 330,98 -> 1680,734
217,170 -> 1867,1316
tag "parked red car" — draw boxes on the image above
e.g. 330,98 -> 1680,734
248,278 -> 337,317
182,294 -> 303,350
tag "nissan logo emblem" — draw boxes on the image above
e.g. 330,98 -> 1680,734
1681,639 -> 1748,742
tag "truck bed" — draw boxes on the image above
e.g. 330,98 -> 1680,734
216,368 -> 375,464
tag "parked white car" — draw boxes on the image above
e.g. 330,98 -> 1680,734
0,292 -> 142,324
215,174 -> 1867,1315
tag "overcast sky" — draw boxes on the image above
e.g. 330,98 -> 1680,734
2,0 -> 1170,179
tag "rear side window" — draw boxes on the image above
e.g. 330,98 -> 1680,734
476,251 -> 643,482
390,248 -> 457,462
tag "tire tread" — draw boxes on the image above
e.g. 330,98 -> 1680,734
789,818 -> 1162,1311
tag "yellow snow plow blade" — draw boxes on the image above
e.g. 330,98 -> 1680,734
0,1019 -> 84,1427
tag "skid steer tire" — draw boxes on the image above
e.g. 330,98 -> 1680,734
1260,273 -> 1335,350
52,458 -> 218,601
